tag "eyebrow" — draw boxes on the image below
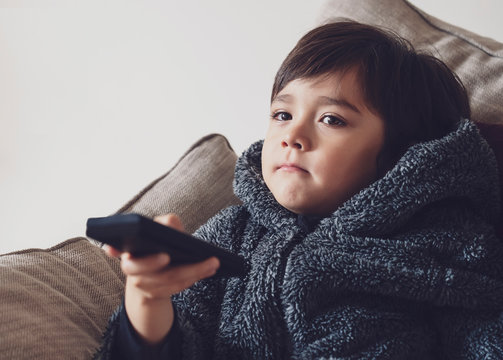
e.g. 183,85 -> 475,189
272,94 -> 361,114
318,96 -> 361,114
272,94 -> 294,104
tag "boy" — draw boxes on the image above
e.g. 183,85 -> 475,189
96,21 -> 503,359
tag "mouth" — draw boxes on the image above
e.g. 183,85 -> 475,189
277,163 -> 309,173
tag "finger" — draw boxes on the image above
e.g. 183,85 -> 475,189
154,213 -> 185,232
160,257 -> 220,294
120,252 -> 171,276
103,245 -> 121,258
129,257 -> 220,296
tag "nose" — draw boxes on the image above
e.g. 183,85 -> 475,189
281,122 -> 311,151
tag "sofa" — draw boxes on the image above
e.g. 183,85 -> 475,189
1,0 -> 502,358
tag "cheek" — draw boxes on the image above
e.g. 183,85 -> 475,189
340,143 -> 382,187
261,140 -> 273,181
317,141 -> 381,191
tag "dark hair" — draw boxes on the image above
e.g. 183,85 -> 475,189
272,21 -> 470,177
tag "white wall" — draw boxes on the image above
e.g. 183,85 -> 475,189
1,0 -> 502,254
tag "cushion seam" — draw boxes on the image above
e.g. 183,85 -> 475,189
115,133 -> 231,215
0,237 -> 90,257
403,0 -> 503,58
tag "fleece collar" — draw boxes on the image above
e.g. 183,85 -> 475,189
233,119 -> 500,235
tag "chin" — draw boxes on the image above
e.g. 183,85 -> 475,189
285,201 -> 339,217
278,200 -> 315,215
274,198 -> 303,215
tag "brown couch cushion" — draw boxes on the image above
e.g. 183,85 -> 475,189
0,238 -> 125,359
116,133 -> 241,234
0,134 -> 240,359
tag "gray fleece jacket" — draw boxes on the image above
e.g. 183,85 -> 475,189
97,119 -> 503,359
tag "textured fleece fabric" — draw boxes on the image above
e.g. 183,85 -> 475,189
96,119 -> 503,359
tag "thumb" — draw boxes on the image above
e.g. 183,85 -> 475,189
154,213 -> 185,232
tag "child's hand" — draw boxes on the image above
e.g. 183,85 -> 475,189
104,214 -> 220,345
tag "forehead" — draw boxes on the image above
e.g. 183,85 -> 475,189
272,69 -> 368,109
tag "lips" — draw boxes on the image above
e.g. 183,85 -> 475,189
277,163 -> 308,173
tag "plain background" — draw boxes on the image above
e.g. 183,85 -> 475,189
1,0 -> 502,254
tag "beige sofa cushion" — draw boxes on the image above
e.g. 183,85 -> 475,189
0,238 -> 125,359
0,134 -> 240,359
116,133 -> 241,234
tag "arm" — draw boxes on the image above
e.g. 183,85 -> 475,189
97,207 -> 243,360
108,301 -> 182,360
170,206 -> 246,357
104,215 -> 220,351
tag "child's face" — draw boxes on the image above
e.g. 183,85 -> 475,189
261,69 -> 385,215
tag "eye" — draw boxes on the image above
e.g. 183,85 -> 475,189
320,114 -> 346,127
271,111 -> 292,121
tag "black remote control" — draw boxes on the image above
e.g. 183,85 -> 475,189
86,213 -> 246,277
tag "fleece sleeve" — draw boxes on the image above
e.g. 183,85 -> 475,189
170,206 -> 244,358
93,302 -> 181,360
110,303 -> 182,360
93,206 -> 243,360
